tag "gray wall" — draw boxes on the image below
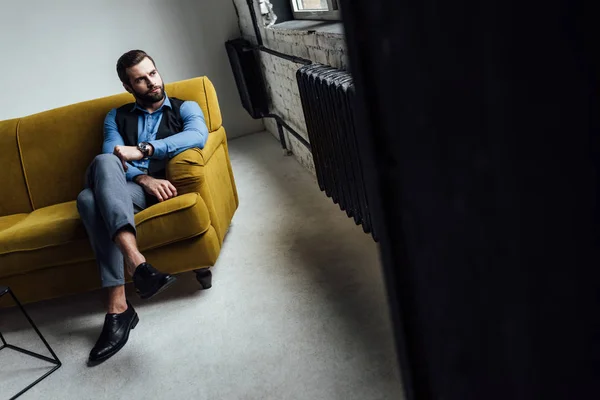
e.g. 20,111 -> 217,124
0,0 -> 263,138
232,0 -> 346,173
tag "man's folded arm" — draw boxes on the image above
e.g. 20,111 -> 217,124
148,101 -> 208,160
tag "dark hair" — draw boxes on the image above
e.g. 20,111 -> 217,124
116,50 -> 156,85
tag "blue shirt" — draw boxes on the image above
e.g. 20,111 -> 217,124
103,95 -> 208,181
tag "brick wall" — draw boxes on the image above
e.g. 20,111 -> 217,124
232,0 -> 346,174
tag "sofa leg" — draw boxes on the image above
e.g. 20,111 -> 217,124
194,269 -> 212,289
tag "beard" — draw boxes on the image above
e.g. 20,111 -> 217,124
133,85 -> 165,105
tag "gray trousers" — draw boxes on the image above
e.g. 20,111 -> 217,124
76,154 -> 149,288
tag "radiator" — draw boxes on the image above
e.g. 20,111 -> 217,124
296,64 -> 376,241
225,38 -> 269,119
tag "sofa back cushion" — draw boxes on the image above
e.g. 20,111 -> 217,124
17,77 -> 222,209
0,118 -> 33,216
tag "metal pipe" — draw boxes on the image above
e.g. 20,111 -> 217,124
276,120 -> 287,150
247,0 -> 264,46
259,45 -> 312,65
264,113 -> 312,151
242,45 -> 312,65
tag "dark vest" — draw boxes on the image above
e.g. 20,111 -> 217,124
115,97 -> 185,178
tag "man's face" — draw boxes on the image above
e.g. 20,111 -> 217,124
124,57 -> 165,104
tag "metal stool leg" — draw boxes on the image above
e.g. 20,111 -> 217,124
8,288 -> 61,364
0,287 -> 61,400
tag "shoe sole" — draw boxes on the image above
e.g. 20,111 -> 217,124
138,275 -> 178,300
88,313 -> 139,366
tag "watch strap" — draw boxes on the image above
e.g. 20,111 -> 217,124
138,142 -> 150,158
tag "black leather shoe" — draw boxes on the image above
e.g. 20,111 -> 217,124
132,262 -> 177,300
88,302 -> 138,366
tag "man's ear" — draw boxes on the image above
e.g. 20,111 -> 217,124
123,83 -> 132,94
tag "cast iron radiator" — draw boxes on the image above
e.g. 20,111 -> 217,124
296,64 -> 376,241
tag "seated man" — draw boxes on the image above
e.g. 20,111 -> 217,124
77,49 -> 208,365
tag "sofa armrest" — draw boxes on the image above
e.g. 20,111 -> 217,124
166,126 -> 237,244
192,127 -> 225,167
166,128 -> 225,194
165,148 -> 203,196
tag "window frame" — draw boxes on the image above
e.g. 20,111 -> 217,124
290,0 -> 341,21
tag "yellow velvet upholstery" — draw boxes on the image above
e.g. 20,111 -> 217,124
0,77 -> 238,306
166,126 -> 239,243
0,118 -> 32,216
0,193 -> 211,277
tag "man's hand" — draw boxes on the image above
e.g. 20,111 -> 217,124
113,145 -> 144,171
135,175 -> 177,202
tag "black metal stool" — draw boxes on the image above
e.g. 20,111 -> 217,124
0,286 -> 61,400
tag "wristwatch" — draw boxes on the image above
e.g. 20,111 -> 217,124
138,142 -> 151,159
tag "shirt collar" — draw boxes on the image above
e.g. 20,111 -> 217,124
131,93 -> 172,113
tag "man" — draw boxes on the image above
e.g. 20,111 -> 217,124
77,50 -> 208,365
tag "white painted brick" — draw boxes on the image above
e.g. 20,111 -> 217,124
316,35 -> 332,51
285,66 -> 297,80
280,32 -> 296,43
323,34 -> 342,50
274,36 -> 286,46
308,47 -> 329,65
291,43 -> 310,60
292,96 -> 303,111
338,51 -> 347,68
287,135 -> 316,176
265,28 -> 276,41
303,32 -> 318,47
279,42 -> 292,57
327,52 -> 343,69
273,31 -> 287,42
332,38 -> 346,53
263,52 -> 272,62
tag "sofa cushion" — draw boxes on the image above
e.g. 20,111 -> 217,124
135,192 -> 211,249
0,192 -> 211,278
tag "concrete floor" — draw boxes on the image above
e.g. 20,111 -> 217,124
0,131 -> 403,400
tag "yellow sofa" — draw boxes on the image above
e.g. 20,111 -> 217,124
0,77 -> 238,305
